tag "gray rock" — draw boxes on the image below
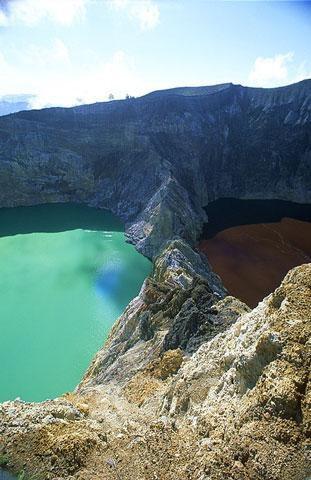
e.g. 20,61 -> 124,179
0,80 -> 310,258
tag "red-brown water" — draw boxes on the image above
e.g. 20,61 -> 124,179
199,217 -> 311,308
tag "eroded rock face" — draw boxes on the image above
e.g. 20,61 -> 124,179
0,260 -> 309,480
0,81 -> 310,479
0,80 -> 310,257
78,239 -> 245,387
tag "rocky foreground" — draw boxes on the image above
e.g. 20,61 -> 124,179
0,81 -> 310,479
0,239 -> 310,479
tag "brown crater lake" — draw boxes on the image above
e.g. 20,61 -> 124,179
199,199 -> 311,307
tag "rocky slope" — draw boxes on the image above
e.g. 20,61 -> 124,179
0,81 -> 310,479
0,260 -> 310,479
0,80 -> 310,257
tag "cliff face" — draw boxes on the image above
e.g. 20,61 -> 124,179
0,81 -> 310,479
0,80 -> 310,257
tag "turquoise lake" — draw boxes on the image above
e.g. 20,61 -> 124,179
0,204 -> 151,403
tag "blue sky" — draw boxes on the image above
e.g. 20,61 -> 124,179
0,0 -> 310,107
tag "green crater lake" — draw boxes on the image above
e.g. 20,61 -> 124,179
0,203 -> 151,403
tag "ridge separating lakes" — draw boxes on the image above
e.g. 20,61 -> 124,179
199,198 -> 311,308
0,203 -> 151,403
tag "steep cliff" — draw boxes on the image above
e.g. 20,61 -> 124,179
0,80 -> 310,257
0,81 -> 310,479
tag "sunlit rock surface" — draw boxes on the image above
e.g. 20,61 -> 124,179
0,262 -> 309,479
0,81 -> 310,479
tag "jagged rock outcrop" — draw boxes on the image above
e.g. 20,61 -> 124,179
0,80 -> 310,257
0,81 -> 310,479
78,239 -> 243,387
0,263 -> 309,479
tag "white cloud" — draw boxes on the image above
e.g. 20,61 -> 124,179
22,39 -> 69,66
1,0 -> 160,30
295,60 -> 311,83
0,45 -> 152,108
248,52 -> 294,87
0,0 -> 89,26
29,49 -> 148,108
0,51 -> 18,93
0,8 -> 9,26
110,0 -> 160,31
130,0 -> 159,31
52,38 -> 70,61
111,0 -> 129,8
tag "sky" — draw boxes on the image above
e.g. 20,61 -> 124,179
0,0 -> 310,108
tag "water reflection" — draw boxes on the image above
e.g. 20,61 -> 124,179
199,199 -> 311,307
0,203 -> 123,237
0,204 -> 151,403
202,199 -> 311,238
96,262 -> 124,297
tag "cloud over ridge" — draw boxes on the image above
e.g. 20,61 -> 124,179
248,52 -> 294,87
0,0 -> 89,26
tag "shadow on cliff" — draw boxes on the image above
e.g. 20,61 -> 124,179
199,198 -> 311,307
0,203 -> 123,237
201,198 -> 311,238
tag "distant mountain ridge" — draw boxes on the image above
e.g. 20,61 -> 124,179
144,79 -> 311,98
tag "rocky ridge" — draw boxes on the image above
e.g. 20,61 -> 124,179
0,81 -> 310,479
0,259 -> 310,479
0,80 -> 310,257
